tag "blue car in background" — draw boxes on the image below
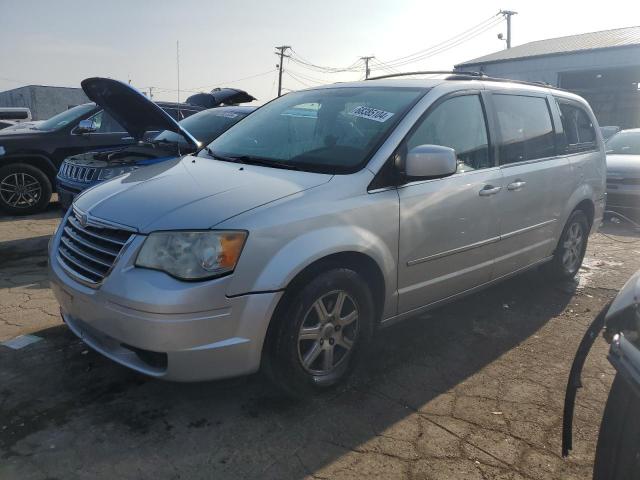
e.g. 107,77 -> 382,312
56,77 -> 256,209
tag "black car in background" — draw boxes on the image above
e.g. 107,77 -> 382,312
0,101 -> 202,215
0,86 -> 255,215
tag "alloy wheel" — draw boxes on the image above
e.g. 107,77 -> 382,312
562,221 -> 584,272
297,290 -> 359,375
0,172 -> 42,209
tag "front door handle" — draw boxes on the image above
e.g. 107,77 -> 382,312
507,180 -> 527,191
479,185 -> 502,197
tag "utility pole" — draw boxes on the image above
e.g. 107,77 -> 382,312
275,45 -> 291,97
176,40 -> 180,102
499,10 -> 517,48
360,56 -> 374,79
148,87 -> 153,100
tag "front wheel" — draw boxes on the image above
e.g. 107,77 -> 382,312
546,210 -> 589,280
265,268 -> 375,397
0,163 -> 52,215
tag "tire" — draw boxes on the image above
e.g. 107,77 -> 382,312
265,267 -> 375,398
593,374 -> 640,480
0,163 -> 52,215
546,210 -> 589,280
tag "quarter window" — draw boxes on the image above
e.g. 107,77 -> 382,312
556,100 -> 597,153
494,94 -> 555,165
406,95 -> 491,172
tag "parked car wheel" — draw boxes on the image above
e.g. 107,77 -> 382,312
0,163 -> 52,215
546,210 -> 589,280
265,268 -> 375,397
593,374 -> 640,480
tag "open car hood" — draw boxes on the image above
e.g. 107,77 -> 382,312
185,88 -> 256,108
81,77 -> 198,148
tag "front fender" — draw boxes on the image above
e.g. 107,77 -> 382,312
228,225 -> 396,302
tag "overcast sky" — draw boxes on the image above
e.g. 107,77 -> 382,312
1,0 -> 638,104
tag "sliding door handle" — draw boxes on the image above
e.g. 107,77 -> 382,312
479,185 -> 502,197
507,181 -> 527,191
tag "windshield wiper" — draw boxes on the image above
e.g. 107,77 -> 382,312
204,150 -> 301,171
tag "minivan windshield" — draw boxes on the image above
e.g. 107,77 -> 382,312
153,108 -> 252,147
203,87 -> 426,173
606,131 -> 640,155
35,103 -> 96,131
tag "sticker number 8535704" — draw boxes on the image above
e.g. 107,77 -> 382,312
348,106 -> 394,123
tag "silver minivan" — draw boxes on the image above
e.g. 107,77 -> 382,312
49,74 -> 606,395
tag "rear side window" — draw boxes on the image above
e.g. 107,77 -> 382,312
556,100 -> 597,153
493,94 -> 555,165
406,94 -> 491,172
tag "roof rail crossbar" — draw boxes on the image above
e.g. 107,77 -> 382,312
366,70 -> 484,81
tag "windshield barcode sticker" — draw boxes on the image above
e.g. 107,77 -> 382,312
211,111 -> 239,118
349,106 -> 394,122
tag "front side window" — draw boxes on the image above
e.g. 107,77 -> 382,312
405,94 -> 491,172
494,94 -> 555,165
557,100 -> 597,153
204,87 -> 427,173
36,104 -> 96,131
87,110 -> 125,133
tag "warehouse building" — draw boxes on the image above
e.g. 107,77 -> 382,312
455,26 -> 640,128
0,85 -> 89,120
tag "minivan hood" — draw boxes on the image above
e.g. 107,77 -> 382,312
81,77 -> 198,148
74,156 -> 332,232
606,154 -> 640,177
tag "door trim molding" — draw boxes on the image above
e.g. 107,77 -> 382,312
407,235 -> 500,266
501,219 -> 557,240
406,218 -> 556,267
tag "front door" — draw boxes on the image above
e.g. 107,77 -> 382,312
60,110 -> 135,163
397,92 -> 502,314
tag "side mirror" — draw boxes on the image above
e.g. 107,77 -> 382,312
76,119 -> 97,134
405,144 -> 457,179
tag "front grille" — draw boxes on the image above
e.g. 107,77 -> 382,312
59,162 -> 98,183
57,213 -> 133,284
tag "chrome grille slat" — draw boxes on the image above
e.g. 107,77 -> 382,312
67,216 -> 128,245
60,236 -> 113,268
58,246 -> 106,279
58,162 -> 98,183
57,212 -> 133,285
62,226 -> 119,257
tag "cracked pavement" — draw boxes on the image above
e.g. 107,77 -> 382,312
1,208 -> 639,479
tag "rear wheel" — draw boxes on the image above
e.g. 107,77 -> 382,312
0,163 -> 52,215
546,210 -> 589,280
265,268 -> 375,397
593,374 -> 640,480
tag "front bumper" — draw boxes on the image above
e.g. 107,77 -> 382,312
606,184 -> 640,214
48,220 -> 282,382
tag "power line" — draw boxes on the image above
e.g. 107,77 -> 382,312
378,14 -> 502,67
186,69 -> 278,92
377,15 -> 504,68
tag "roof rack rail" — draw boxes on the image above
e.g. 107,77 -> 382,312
366,70 -> 484,81
366,70 -> 566,91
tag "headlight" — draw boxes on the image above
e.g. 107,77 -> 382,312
0,146 -> 6,156
135,230 -> 247,280
98,165 -> 138,180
